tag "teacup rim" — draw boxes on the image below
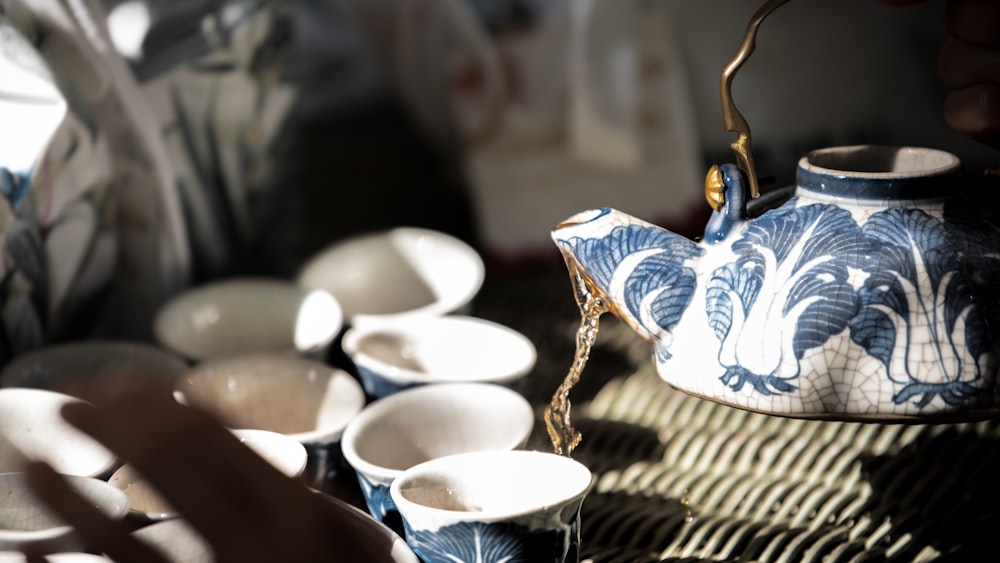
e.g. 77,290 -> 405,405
175,354 -> 365,443
152,277 -> 344,361
297,227 -> 484,326
389,450 -> 593,523
340,315 -> 537,386
341,382 -> 535,481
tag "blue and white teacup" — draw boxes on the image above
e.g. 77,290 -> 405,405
390,450 -> 593,563
340,315 -> 536,399
340,383 -> 535,524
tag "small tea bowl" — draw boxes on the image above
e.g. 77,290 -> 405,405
341,315 -> 537,399
0,472 -> 128,552
340,382 -> 534,524
296,227 -> 484,328
0,388 -> 117,478
108,428 -> 308,523
0,340 -> 188,401
153,278 -> 343,361
390,450 -> 593,563
174,354 -> 365,489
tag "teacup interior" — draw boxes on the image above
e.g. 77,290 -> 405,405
298,233 -> 437,318
351,386 -> 533,471
108,465 -> 174,517
0,480 -> 64,530
0,474 -> 126,531
354,333 -> 424,372
178,356 -> 361,437
805,145 -> 958,175
398,451 -> 592,515
347,317 -> 536,382
155,280 -> 341,360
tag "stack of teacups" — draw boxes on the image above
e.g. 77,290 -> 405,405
297,228 -> 596,561
340,382 -> 535,524
149,275 -> 364,492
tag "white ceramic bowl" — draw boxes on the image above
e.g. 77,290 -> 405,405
175,354 -> 364,443
296,227 -> 484,327
0,340 -> 188,400
153,278 -> 343,361
175,354 -> 365,489
0,389 -> 117,477
0,472 -> 128,552
341,315 -> 537,398
340,382 -> 535,522
108,428 -> 308,522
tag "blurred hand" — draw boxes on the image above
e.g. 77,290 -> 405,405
883,0 -> 1000,149
21,379 -> 397,563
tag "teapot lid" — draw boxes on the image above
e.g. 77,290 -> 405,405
796,145 -> 960,200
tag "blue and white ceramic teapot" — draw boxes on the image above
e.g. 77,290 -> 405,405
552,145 -> 1000,421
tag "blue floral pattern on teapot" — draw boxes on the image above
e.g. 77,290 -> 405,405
552,146 -> 1000,420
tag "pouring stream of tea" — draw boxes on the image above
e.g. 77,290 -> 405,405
545,261 -> 607,457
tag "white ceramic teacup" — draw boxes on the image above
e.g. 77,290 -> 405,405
153,278 -> 343,361
0,388 -> 117,478
175,354 -> 365,490
341,315 -> 537,399
0,340 -> 188,401
0,472 -> 128,552
296,227 -> 484,328
390,450 -> 593,563
340,382 -> 534,524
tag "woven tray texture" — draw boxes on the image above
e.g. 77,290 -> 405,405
570,340 -> 998,563
473,266 -> 998,563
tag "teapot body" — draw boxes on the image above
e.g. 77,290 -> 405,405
553,146 -> 1000,420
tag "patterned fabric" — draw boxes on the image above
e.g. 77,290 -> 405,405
0,0 -> 297,362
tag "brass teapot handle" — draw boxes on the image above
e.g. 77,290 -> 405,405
707,0 -> 793,211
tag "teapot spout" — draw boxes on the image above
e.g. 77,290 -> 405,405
551,208 -> 706,345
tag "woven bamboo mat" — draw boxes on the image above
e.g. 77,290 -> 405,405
473,265 -> 999,562
570,335 -> 999,562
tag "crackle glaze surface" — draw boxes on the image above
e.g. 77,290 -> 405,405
553,146 -> 1000,420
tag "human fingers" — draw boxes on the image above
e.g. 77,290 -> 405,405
938,0 -> 1000,145
939,38 -> 1000,88
946,0 -> 1000,48
58,381 -> 399,562
946,84 -> 1000,148
59,384 -> 302,538
21,460 -> 171,563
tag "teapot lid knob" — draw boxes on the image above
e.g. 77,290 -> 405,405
705,165 -> 726,212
